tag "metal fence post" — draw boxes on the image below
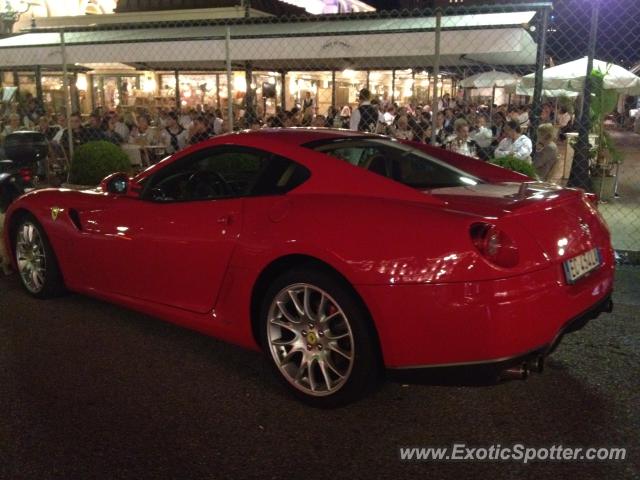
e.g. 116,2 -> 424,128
530,5 -> 550,147
568,0 -> 599,191
174,70 -> 180,110
430,8 -> 442,144
225,26 -> 234,132
60,29 -> 74,165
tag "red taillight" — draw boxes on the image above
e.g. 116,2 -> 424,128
470,222 -> 519,268
18,167 -> 33,184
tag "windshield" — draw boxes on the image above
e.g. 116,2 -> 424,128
305,137 -> 481,190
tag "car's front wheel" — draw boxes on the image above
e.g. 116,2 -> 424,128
260,268 -> 380,407
14,215 -> 65,298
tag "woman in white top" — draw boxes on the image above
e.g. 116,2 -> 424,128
470,115 -> 493,149
391,115 -> 414,141
494,120 -> 533,162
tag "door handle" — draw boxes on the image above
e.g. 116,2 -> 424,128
217,214 -> 233,226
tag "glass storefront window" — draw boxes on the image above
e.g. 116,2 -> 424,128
92,74 -> 140,110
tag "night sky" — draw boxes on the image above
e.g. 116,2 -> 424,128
365,0 -> 640,67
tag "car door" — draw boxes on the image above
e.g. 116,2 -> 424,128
73,146 -> 271,314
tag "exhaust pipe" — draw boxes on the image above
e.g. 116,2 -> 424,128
528,356 -> 544,374
603,298 -> 614,313
499,363 -> 529,381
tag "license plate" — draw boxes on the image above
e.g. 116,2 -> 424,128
563,248 -> 601,284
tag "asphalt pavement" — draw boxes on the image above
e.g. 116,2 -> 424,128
1,268 -> 638,480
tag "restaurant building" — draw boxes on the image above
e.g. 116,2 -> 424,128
0,0 -> 538,117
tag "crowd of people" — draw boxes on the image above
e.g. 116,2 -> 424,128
0,88 -> 574,181
334,88 -> 570,180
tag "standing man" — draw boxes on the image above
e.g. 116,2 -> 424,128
349,88 -> 380,133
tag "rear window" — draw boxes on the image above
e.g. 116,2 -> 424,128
304,137 -> 481,189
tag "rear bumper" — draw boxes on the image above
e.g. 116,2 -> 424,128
357,255 -> 615,369
387,293 -> 613,381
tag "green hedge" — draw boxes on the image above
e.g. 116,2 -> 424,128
69,141 -> 131,186
490,155 -> 538,179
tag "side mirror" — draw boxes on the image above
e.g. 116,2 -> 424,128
100,172 -> 130,195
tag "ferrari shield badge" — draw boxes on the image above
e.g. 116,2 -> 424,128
51,207 -> 62,221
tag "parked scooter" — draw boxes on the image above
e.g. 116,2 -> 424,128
0,131 -> 48,213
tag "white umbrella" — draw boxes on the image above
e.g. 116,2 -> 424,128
521,57 -> 640,95
515,83 -> 579,97
460,71 -> 520,88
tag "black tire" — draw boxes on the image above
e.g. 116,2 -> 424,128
14,214 -> 66,299
259,267 -> 380,407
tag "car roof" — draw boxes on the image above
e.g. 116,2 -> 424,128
216,127 -> 372,146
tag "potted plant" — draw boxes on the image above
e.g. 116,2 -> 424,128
587,68 -> 623,201
69,141 -> 131,187
490,155 -> 538,179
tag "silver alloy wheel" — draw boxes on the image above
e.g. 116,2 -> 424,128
267,283 -> 355,397
16,222 -> 47,294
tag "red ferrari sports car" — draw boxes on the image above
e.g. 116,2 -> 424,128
3,129 -> 614,406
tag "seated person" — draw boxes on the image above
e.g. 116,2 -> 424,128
534,123 -> 558,181
470,115 -> 494,160
446,118 -> 479,159
188,116 -> 211,145
494,120 -> 533,163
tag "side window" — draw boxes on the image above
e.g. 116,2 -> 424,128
197,151 -> 264,197
145,147 -> 309,202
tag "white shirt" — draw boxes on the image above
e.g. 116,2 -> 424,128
518,112 -> 529,128
495,134 -> 533,162
114,122 -> 130,143
349,101 -> 384,131
213,117 -> 224,135
471,126 -> 493,148
161,126 -> 189,154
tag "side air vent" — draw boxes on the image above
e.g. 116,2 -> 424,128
68,209 -> 82,231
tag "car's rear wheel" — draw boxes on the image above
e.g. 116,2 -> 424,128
260,268 -> 380,407
14,215 -> 65,298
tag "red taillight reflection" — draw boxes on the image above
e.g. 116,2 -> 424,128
584,192 -> 599,207
18,168 -> 33,184
470,222 -> 519,268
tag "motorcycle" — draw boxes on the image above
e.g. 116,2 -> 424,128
0,131 -> 48,213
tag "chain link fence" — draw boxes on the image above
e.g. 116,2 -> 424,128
0,1 -> 638,259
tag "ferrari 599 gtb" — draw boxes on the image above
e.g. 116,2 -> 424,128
3,129 -> 614,406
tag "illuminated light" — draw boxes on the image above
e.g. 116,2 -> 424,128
250,83 -> 257,90
75,75 -> 87,91
460,176 -> 478,186
558,248 -> 565,256
116,226 -> 129,233
183,90 -> 192,98
233,76 -> 247,92
268,77 -> 276,85
557,238 -> 569,247
142,77 -> 156,93
342,69 -> 356,78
